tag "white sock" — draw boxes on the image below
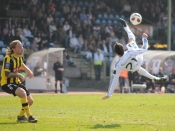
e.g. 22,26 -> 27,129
124,26 -> 135,40
138,67 -> 159,80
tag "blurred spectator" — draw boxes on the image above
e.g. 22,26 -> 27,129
49,21 -> 58,40
93,49 -> 104,81
40,32 -> 48,50
81,40 -> 92,59
59,27 -> 67,46
70,4 -> 76,15
16,23 -> 23,36
63,3 -> 70,16
30,6 -> 38,20
7,17 -> 13,29
57,20 -> 63,30
31,39 -> 39,52
63,49 -> 76,67
74,20 -> 82,34
65,26 -> 73,48
11,25 -> 15,36
65,14 -> 72,25
69,33 -> 80,53
77,34 -> 84,51
2,23 -> 9,37
106,39 -> 114,60
34,32 -> 41,45
13,18 -> 19,28
96,34 -> 102,43
80,10 -> 87,21
128,71 -> 134,90
21,18 -> 27,28
41,3 -> 46,13
164,69 -> 175,93
63,21 -> 70,32
92,30 -> 98,40
4,29 -> 13,45
71,14 -> 79,27
47,32 -> 56,47
40,13 -> 48,33
84,16 -> 92,26
105,24 -> 113,33
155,67 -> 164,93
100,40 -> 108,55
146,68 -> 155,93
30,20 -> 37,35
23,25 -> 34,42
120,1 -> 131,17
47,14 -> 53,25
119,70 -> 128,93
34,61 -> 46,76
21,0 -> 29,10
37,9 -> 44,20
93,24 -> 101,33
13,31 -> 22,42
87,35 -> 96,55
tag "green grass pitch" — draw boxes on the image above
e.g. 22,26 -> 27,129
0,94 -> 175,131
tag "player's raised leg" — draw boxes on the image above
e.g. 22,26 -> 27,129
118,18 -> 135,41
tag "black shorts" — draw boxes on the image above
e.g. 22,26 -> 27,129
55,75 -> 62,81
1,83 -> 30,96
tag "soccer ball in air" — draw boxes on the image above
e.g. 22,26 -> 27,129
130,13 -> 142,25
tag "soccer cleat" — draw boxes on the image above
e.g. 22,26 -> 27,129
17,115 -> 28,122
154,78 -> 167,83
118,18 -> 127,27
28,116 -> 38,123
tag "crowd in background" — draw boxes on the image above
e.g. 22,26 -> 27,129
1,0 -> 175,57
0,0 -> 175,92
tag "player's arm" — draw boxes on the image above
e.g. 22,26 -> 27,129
58,66 -> 64,71
21,63 -> 34,78
5,72 -> 25,82
102,67 -> 121,100
5,72 -> 20,78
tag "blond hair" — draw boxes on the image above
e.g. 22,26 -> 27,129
6,40 -> 21,55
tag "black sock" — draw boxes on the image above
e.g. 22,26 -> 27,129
60,84 -> 62,92
55,83 -> 57,91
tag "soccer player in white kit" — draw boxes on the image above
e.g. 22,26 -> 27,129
102,18 -> 166,100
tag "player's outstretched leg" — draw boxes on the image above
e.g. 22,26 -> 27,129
138,67 -> 167,84
118,18 -> 136,41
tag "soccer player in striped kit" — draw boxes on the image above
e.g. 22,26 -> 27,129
0,40 -> 37,122
102,18 -> 166,100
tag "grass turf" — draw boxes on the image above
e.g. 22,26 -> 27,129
0,94 -> 175,131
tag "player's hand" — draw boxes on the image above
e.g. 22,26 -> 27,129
102,95 -> 110,100
58,68 -> 64,71
27,71 -> 34,78
142,33 -> 148,38
17,73 -> 25,82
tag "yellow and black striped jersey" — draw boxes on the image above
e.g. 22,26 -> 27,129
0,54 -> 23,86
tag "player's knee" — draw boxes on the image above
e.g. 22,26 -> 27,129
17,88 -> 27,98
28,99 -> 34,106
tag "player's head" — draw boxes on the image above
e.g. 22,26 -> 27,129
6,40 -> 24,56
114,42 -> 124,56
57,56 -> 61,62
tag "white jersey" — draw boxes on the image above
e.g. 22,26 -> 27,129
107,38 -> 148,97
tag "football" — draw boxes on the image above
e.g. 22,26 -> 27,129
130,13 -> 142,25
